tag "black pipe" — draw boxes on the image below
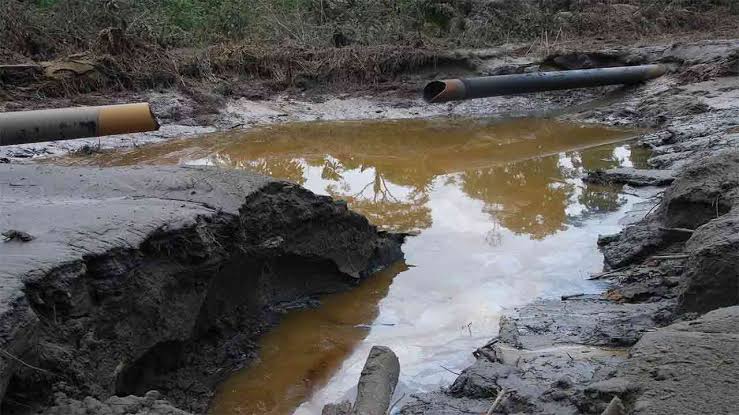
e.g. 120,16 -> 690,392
424,64 -> 667,103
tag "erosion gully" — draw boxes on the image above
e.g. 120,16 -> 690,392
62,116 -> 648,414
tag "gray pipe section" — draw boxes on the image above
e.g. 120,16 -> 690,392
0,103 -> 159,146
352,346 -> 400,415
424,64 -> 667,103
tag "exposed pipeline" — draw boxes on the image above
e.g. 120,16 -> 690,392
423,64 -> 667,103
0,103 -> 159,146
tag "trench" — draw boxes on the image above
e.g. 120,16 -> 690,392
62,116 -> 648,414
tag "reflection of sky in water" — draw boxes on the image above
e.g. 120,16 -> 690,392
179,122 -> 643,414
191,143 -> 641,413
289,147 -> 640,413
60,117 -> 645,414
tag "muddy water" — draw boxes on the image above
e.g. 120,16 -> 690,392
63,117 -> 647,414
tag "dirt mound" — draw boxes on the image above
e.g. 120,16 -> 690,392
599,220 -> 676,270
678,209 -> 739,313
599,151 -> 739,269
657,150 -> 739,229
43,391 -> 189,415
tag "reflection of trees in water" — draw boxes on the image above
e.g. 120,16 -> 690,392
320,158 -> 344,182
209,153 -> 308,185
337,194 -> 432,233
578,184 -> 626,214
230,154 -> 434,233
247,159 -> 307,185
462,157 -> 573,240
571,146 -> 622,172
352,169 -> 400,203
485,221 -> 503,247
206,139 -> 634,238
87,117 -> 638,238
628,146 -> 652,169
461,148 -> 633,240
567,148 -> 628,215
322,163 -> 433,233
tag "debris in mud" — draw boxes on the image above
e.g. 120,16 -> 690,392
71,144 -> 103,156
1,230 -> 34,242
402,295 -> 670,414
0,164 -> 404,413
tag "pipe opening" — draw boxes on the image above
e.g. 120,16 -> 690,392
423,81 -> 447,103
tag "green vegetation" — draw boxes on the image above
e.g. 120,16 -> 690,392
3,0 -> 738,59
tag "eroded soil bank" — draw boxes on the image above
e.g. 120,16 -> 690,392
0,165 -> 403,414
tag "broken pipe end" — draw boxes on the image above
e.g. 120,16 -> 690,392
423,79 -> 466,103
97,103 -> 160,136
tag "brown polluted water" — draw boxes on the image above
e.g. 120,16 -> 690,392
63,117 -> 648,415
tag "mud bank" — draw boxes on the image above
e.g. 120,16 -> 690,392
6,37 -> 737,162
5,38 -> 730,162
400,40 -> 739,414
0,164 -> 403,413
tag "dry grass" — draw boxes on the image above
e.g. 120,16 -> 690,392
1,0 -> 738,98
201,44 -> 456,85
3,1 -> 737,57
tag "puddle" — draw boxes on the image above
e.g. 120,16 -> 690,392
61,117 -> 648,414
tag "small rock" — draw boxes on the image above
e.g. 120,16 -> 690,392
548,389 -> 569,401
601,396 -> 627,415
597,233 -> 620,246
553,375 -> 574,389
2,229 -> 35,242
145,390 -> 162,401
586,377 -> 637,396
